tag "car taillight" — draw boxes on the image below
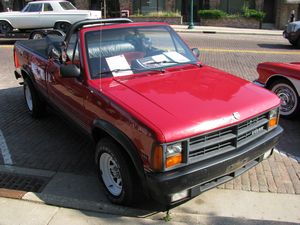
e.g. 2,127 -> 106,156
14,48 -> 20,68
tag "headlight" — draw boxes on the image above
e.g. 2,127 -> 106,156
268,108 -> 279,130
151,142 -> 184,171
165,143 -> 183,168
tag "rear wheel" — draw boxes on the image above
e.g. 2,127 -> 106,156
95,137 -> 139,205
0,21 -> 13,34
29,31 -> 45,40
269,79 -> 300,119
23,78 -> 45,118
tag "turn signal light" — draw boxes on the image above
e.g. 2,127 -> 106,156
166,154 -> 182,168
268,117 -> 278,129
151,145 -> 163,171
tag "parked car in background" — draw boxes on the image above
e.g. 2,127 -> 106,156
256,62 -> 300,119
0,0 -> 101,33
283,21 -> 300,48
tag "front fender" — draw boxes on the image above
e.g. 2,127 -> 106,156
92,119 -> 149,194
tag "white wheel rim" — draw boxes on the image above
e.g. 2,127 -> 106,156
100,153 -> 122,196
33,33 -> 43,39
24,83 -> 33,111
272,83 -> 298,116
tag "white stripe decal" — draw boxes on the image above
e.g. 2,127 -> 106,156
0,130 -> 13,165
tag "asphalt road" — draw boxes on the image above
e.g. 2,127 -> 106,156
0,33 -> 299,174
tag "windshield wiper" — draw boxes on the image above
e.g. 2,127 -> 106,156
95,67 -> 165,77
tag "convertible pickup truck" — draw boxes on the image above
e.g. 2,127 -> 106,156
14,19 -> 283,206
0,0 -> 101,33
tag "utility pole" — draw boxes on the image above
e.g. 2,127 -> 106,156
188,0 -> 194,29
103,0 -> 106,18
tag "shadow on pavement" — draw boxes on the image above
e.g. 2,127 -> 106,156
278,118 -> 300,158
257,43 -> 296,50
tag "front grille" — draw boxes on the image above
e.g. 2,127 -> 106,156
189,113 -> 269,162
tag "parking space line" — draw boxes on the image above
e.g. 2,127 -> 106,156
0,130 -> 13,165
200,48 -> 300,55
0,45 -> 13,48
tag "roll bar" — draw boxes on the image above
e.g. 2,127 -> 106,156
65,18 -> 133,44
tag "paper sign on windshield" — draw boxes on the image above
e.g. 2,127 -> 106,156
163,52 -> 190,63
106,55 -> 133,77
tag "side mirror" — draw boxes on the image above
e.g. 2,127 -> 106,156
60,64 -> 81,78
48,47 -> 61,62
191,48 -> 200,58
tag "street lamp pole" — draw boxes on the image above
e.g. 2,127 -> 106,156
188,0 -> 194,29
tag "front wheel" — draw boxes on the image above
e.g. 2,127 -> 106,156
95,138 -> 138,205
0,21 -> 13,34
270,79 -> 300,119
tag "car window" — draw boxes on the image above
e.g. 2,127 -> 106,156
21,4 -> 30,12
85,26 -> 197,79
43,3 -> 53,12
59,2 -> 76,10
27,3 -> 42,12
66,33 -> 79,62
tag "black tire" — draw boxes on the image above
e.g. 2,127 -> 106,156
297,38 -> 300,49
23,78 -> 45,118
95,137 -> 139,205
54,22 -> 71,33
269,79 -> 300,119
0,21 -> 13,34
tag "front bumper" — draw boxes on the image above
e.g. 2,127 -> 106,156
283,30 -> 300,42
146,126 -> 283,205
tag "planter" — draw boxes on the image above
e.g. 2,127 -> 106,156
129,16 -> 182,25
200,17 -> 260,29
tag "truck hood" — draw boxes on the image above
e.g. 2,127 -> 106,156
97,65 -> 280,143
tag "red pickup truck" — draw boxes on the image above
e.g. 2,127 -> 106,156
14,19 -> 283,206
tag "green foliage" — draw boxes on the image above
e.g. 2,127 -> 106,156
242,6 -> 266,21
198,10 -> 227,19
162,210 -> 172,222
198,7 -> 266,21
131,11 -> 181,18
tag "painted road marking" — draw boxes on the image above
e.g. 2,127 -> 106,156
200,48 -> 300,55
0,130 -> 13,165
0,45 -> 13,48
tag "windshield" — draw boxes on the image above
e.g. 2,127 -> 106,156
85,25 -> 198,79
59,2 -> 76,10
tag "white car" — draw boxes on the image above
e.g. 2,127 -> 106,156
0,1 -> 102,33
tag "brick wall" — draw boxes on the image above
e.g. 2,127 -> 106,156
119,0 -> 132,14
74,0 -> 90,9
255,0 -> 264,10
209,0 -> 220,9
201,18 -> 260,29
129,16 -> 183,24
276,3 -> 299,29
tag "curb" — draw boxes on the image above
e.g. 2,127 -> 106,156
173,29 -> 283,36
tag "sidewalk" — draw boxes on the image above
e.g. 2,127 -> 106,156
1,189 -> 300,225
0,163 -> 300,224
171,25 -> 283,36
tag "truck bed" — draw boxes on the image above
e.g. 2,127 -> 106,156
15,35 -> 64,59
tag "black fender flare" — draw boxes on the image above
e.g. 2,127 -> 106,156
92,119 -> 149,194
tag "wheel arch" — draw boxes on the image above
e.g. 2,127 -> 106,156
54,21 -> 71,27
266,74 -> 300,96
20,67 -> 36,84
92,119 -> 149,194
0,19 -> 14,28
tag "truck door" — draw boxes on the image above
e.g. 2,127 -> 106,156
47,33 -> 90,132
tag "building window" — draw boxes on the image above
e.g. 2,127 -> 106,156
133,0 -> 165,14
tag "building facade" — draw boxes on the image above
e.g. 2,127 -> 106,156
1,0 -> 299,29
